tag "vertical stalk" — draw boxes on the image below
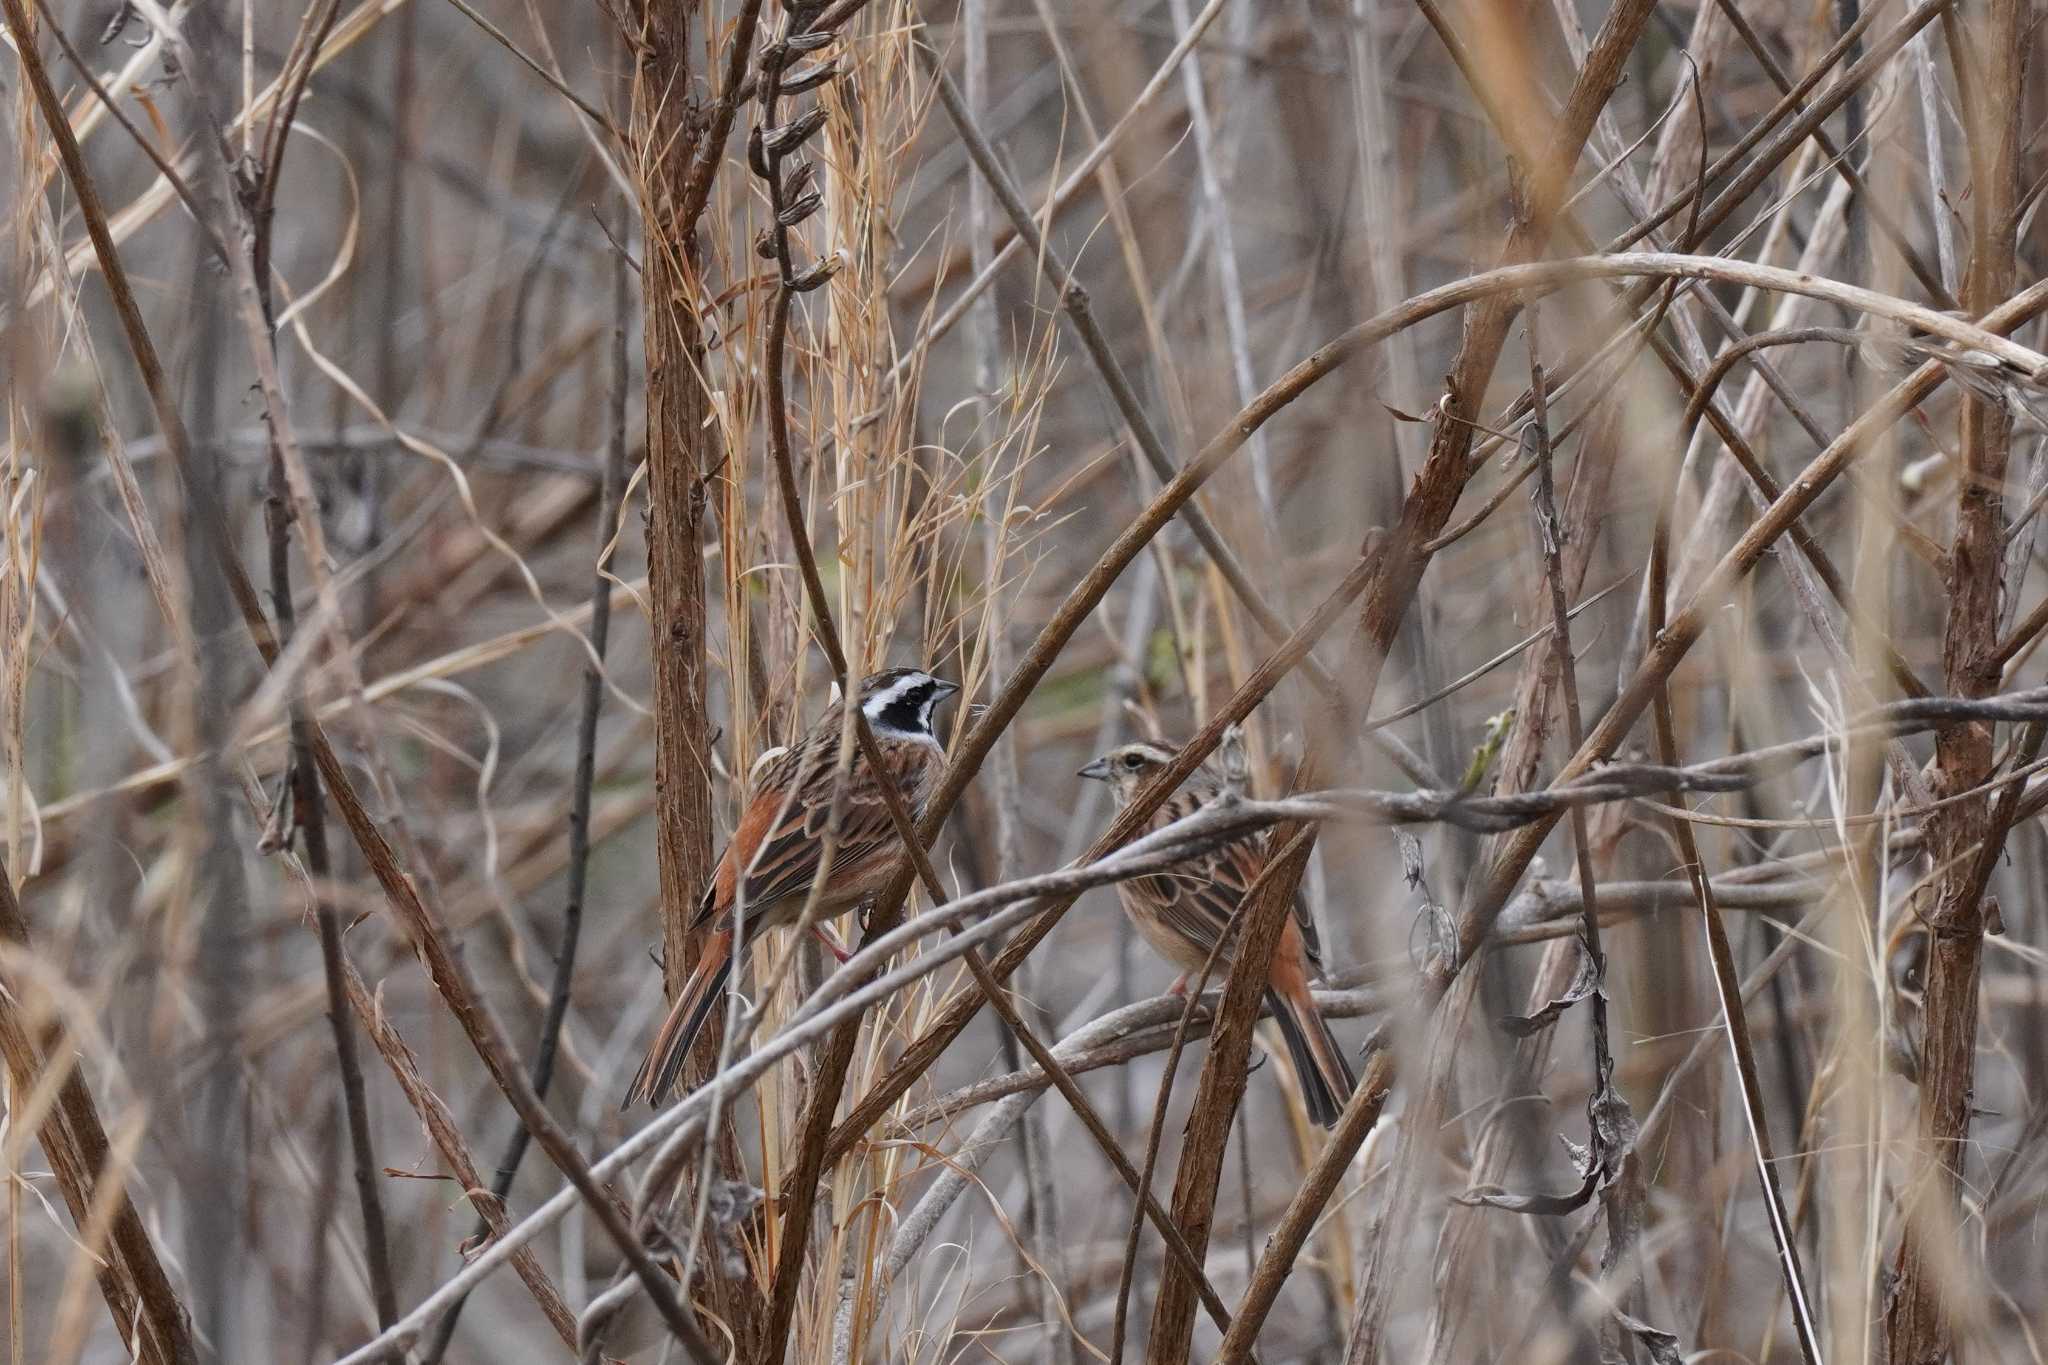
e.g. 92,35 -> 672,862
627,0 -> 759,1352
629,0 -> 718,1084
359,0 -> 414,644
1887,5 -> 2026,1360
178,200 -> 252,1365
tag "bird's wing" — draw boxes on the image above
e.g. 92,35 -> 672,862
1130,794 -> 1264,963
1138,806 -> 1327,978
711,735 -> 929,927
1260,826 -> 1324,974
1131,862 -> 1237,961
1292,886 -> 1324,975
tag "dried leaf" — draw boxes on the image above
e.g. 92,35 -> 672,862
1450,1167 -> 1598,1216
1410,899 -> 1454,973
1396,831 -> 1426,891
1588,1077 -> 1640,1172
1614,1309 -> 1682,1364
1500,939 -> 1600,1036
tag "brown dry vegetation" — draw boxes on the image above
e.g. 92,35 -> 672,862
2,0 -> 2047,1362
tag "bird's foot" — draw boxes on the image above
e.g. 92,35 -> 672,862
812,925 -> 853,963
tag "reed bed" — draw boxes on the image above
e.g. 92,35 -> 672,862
2,0 -> 2046,1361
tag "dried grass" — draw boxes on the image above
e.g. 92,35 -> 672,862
1,1 -> 2046,1362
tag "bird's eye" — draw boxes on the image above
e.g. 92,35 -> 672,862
1123,754 -> 1142,770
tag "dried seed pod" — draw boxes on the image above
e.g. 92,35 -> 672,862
760,28 -> 832,72
787,252 -> 844,293
778,190 -> 824,227
784,161 -> 817,197
780,59 -> 841,94
762,106 -> 829,156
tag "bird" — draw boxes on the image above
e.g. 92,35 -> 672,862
626,667 -> 961,1107
1078,740 -> 1357,1127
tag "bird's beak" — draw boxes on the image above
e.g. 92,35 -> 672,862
1076,757 -> 1111,781
934,678 -> 962,702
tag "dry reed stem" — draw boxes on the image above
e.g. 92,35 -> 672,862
8,3 -> 2048,1360
1889,5 -> 2031,1360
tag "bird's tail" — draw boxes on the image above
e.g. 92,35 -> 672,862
1265,983 -> 1358,1128
625,929 -> 735,1108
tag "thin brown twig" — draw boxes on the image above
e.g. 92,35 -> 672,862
263,201 -> 402,1344
674,0 -> 767,231
334,956 -> 581,1351
1645,323 -> 1821,1362
250,0 -> 342,253
1521,329 -> 1650,1353
1706,0 -> 1953,307
892,981 -> 1392,1136
1213,1048 -> 1396,1364
1107,825 -> 1310,1365
1666,324 -> 1932,699
191,0 -> 398,1335
1142,815 -> 1316,1364
1606,0 -> 1953,257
